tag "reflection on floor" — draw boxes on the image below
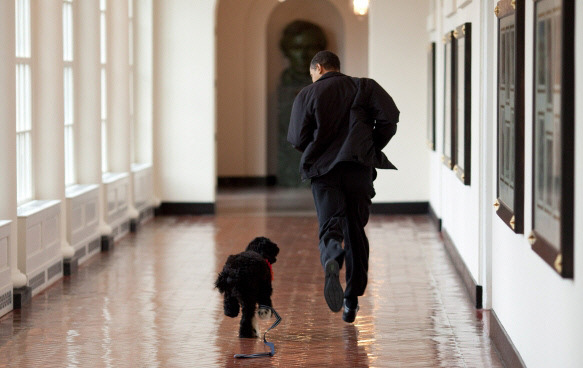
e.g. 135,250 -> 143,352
0,188 -> 504,367
216,186 -> 316,215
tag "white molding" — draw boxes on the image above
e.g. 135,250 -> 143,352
426,12 -> 436,31
102,171 -> 129,184
444,0 -> 457,17
131,162 -> 152,172
458,0 -> 472,9
66,183 -> 99,198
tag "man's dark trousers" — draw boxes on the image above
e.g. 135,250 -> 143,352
310,161 -> 375,300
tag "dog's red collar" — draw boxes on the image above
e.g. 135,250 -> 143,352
265,260 -> 273,281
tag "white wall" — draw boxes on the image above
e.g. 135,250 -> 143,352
369,0 -> 430,203
489,1 -> 583,367
428,0 -> 583,366
431,0 -> 483,289
153,0 -> 216,203
216,0 -> 369,177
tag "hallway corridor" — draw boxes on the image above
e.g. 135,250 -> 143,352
0,189 -> 505,367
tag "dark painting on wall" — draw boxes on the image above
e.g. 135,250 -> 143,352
495,0 -> 524,233
530,0 -> 574,278
427,42 -> 436,151
442,31 -> 455,170
454,23 -> 471,185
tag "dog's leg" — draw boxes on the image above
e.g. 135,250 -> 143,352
257,306 -> 272,320
257,297 -> 273,320
257,285 -> 273,320
223,293 -> 240,318
239,299 -> 258,338
252,314 -> 259,336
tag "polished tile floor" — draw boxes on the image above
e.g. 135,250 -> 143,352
0,188 -> 505,367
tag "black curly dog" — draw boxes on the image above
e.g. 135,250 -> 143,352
215,237 -> 279,338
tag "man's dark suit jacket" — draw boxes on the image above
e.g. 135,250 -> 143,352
287,71 -> 400,181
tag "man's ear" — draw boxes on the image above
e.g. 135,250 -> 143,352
315,63 -> 323,74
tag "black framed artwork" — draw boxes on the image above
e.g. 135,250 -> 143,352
530,0 -> 574,278
495,0 -> 524,233
442,31 -> 455,169
427,42 -> 436,151
454,23 -> 471,185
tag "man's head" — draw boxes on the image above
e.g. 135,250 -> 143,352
309,50 -> 341,82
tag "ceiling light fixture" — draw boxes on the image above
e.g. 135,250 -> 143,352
353,0 -> 370,16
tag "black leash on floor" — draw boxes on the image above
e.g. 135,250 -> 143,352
234,306 -> 282,359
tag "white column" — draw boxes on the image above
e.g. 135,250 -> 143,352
107,0 -> 130,172
75,0 -> 101,185
75,0 -> 111,235
134,0 -> 153,165
0,0 -> 26,288
32,0 -> 74,258
107,0 -> 138,219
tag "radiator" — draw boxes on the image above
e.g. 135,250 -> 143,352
0,220 -> 12,317
17,200 -> 62,296
102,172 -> 130,241
66,184 -> 101,265
131,163 -> 153,212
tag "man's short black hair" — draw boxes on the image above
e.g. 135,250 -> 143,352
310,50 -> 340,71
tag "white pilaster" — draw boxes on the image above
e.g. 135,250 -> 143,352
107,0 -> 138,220
0,0 -> 26,288
134,0 -> 153,165
32,0 -> 74,259
74,0 -> 110,236
75,0 -> 102,185
107,0 -> 130,173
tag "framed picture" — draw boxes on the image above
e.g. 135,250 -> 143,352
454,23 -> 471,185
427,42 -> 436,151
530,0 -> 574,278
442,31 -> 455,169
495,0 -> 524,233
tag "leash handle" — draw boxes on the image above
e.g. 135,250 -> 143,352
234,306 -> 281,359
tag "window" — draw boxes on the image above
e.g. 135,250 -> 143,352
63,0 -> 75,186
15,0 -> 33,204
100,0 -> 108,172
129,0 -> 135,164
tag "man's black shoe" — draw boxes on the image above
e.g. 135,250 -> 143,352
342,299 -> 359,323
324,260 -> 343,312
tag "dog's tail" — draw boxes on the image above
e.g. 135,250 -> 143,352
214,265 -> 239,294
214,270 -> 230,293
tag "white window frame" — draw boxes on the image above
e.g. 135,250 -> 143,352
100,0 -> 108,173
63,0 -> 76,186
15,0 -> 33,205
129,0 -> 135,164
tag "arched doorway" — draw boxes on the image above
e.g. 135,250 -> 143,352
215,0 -> 368,193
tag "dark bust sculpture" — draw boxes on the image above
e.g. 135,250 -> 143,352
277,20 -> 327,187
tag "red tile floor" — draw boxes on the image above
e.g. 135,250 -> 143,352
0,188 -> 505,367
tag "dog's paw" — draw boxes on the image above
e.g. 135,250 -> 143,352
239,326 -> 259,338
238,330 -> 258,338
257,307 -> 273,320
